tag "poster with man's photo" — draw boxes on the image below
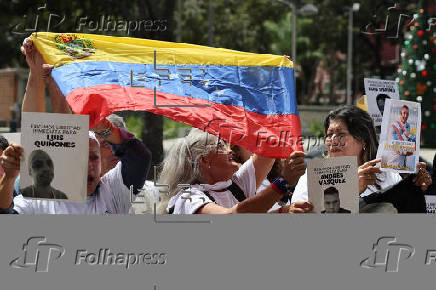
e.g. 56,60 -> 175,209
376,99 -> 420,173
307,156 -> 359,214
20,113 -> 89,201
364,78 -> 400,136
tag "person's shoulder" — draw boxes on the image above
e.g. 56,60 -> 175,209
21,186 -> 33,198
167,186 -> 211,214
102,161 -> 122,181
339,208 -> 351,213
54,189 -> 68,200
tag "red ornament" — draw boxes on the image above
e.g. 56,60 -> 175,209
420,9 -> 425,14
433,105 -> 436,110
400,80 -> 405,86
422,124 -> 427,131
405,91 -> 410,96
418,30 -> 425,37
417,82 -> 427,94
413,44 -> 418,50
422,70 -> 428,77
415,22 -> 420,27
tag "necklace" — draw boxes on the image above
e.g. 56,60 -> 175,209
32,185 -> 56,199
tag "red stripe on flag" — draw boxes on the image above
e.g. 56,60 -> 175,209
66,84 -> 302,158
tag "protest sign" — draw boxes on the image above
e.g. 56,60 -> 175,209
19,112 -> 89,201
376,99 -> 420,173
307,156 -> 359,213
425,195 -> 436,214
364,78 -> 400,136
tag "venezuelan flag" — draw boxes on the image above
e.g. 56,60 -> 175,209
31,32 -> 302,158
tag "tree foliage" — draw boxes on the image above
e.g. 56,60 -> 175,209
398,0 -> 436,146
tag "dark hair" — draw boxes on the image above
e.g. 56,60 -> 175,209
402,105 -> 409,111
324,186 -> 339,196
0,135 -> 9,151
324,105 -> 378,165
376,94 -> 390,102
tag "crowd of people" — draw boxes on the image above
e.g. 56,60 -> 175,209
0,37 -> 434,215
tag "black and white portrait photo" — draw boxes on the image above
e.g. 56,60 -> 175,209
20,112 -> 89,201
321,186 -> 351,213
21,150 -> 68,200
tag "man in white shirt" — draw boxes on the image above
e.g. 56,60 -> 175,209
0,131 -> 150,214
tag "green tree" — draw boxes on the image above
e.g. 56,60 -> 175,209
398,0 -> 436,146
264,12 -> 322,103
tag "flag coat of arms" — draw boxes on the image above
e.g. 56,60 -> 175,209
32,32 -> 302,158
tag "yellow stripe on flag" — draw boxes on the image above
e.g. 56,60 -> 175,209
31,32 -> 293,68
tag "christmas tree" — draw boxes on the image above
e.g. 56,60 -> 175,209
398,0 -> 436,147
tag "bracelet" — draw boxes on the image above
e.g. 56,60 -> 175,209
271,175 -> 293,196
95,126 -> 113,138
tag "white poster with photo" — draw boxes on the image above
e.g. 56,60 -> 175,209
364,78 -> 400,136
425,195 -> 436,214
19,112 -> 89,201
376,99 -> 420,173
0,133 -> 21,146
307,156 -> 359,214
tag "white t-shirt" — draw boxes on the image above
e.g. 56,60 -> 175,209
167,157 -> 256,214
291,170 -> 402,203
13,163 -> 132,214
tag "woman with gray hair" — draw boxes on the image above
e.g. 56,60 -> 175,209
158,128 -> 309,214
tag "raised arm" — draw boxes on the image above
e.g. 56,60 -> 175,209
93,118 -> 151,194
21,37 -> 72,114
197,185 -> 312,214
44,64 -> 72,114
21,38 -> 45,112
251,154 -> 274,189
197,185 -> 285,214
197,151 -> 309,214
